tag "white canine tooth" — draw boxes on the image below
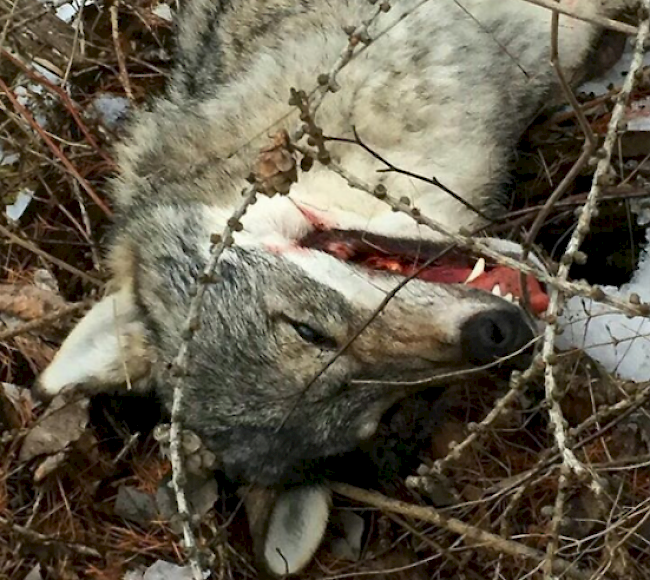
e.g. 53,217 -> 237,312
464,258 -> 486,284
492,284 -> 502,297
504,292 -> 514,302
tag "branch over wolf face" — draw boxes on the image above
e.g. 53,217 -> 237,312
38,0 -> 635,575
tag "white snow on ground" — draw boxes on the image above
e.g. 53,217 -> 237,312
580,37 -> 650,96
38,0 -> 95,23
55,2 -> 79,22
0,145 -> 19,168
557,40 -> 650,382
558,221 -> 650,381
5,189 -> 35,222
1,143 -> 34,222
152,2 -> 173,22
124,561 -> 207,580
92,94 -> 131,128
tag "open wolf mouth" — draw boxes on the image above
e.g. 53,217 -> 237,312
299,229 -> 549,315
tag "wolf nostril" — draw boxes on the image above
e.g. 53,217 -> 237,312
461,309 -> 534,368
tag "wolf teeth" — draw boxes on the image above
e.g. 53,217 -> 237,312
464,258 -> 486,284
503,292 -> 514,302
491,284 -> 502,297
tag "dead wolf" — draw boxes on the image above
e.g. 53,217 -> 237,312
38,0 -> 633,574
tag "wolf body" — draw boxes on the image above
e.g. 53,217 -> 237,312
39,0 -> 633,574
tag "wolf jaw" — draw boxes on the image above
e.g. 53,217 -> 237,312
297,226 -> 549,314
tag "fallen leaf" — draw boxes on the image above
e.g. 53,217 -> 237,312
19,394 -> 90,462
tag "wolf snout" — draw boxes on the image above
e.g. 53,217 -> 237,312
461,309 -> 535,369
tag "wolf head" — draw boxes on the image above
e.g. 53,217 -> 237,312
38,192 -> 543,484
37,192 -> 543,574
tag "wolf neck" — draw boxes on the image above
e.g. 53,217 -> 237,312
115,85 -> 491,240
116,0 -> 614,236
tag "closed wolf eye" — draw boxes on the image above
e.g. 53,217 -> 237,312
283,316 -> 338,350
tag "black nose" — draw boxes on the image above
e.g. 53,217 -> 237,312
461,309 -> 535,369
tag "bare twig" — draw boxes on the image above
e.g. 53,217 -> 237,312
0,76 -> 113,217
516,0 -> 638,35
327,129 -> 493,222
0,516 -> 101,558
110,3 -> 135,101
541,0 -> 649,482
330,483 -> 593,580
0,299 -> 92,342
0,223 -> 103,286
523,10 -> 597,256
70,181 -> 102,271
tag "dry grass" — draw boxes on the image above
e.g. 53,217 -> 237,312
2,1 -> 650,579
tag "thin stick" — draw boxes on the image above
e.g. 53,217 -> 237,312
523,9 -> 597,255
0,223 -> 103,286
0,77 -> 113,217
331,483 -> 593,580
0,300 -> 92,342
110,3 -> 135,101
0,516 -> 101,558
516,0 -> 638,35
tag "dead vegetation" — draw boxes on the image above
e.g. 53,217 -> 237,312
2,1 -> 650,579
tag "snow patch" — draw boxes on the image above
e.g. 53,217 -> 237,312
152,3 -> 173,22
559,203 -> 650,382
580,37 -> 650,96
92,94 -> 131,128
124,561 -> 209,580
37,0 -> 96,23
5,189 -> 34,222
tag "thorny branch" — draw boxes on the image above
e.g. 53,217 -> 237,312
321,151 -> 650,319
538,8 -> 650,574
424,357 -> 544,476
308,0 -> 390,117
167,185 -> 258,579
534,7 -> 650,576
164,3 -> 397,577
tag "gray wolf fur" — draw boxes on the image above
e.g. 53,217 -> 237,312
38,0 -> 633,574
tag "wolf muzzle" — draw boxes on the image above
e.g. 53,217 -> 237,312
461,308 -> 535,370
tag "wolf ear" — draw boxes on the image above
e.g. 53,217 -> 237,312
37,286 -> 151,400
244,485 -> 332,576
